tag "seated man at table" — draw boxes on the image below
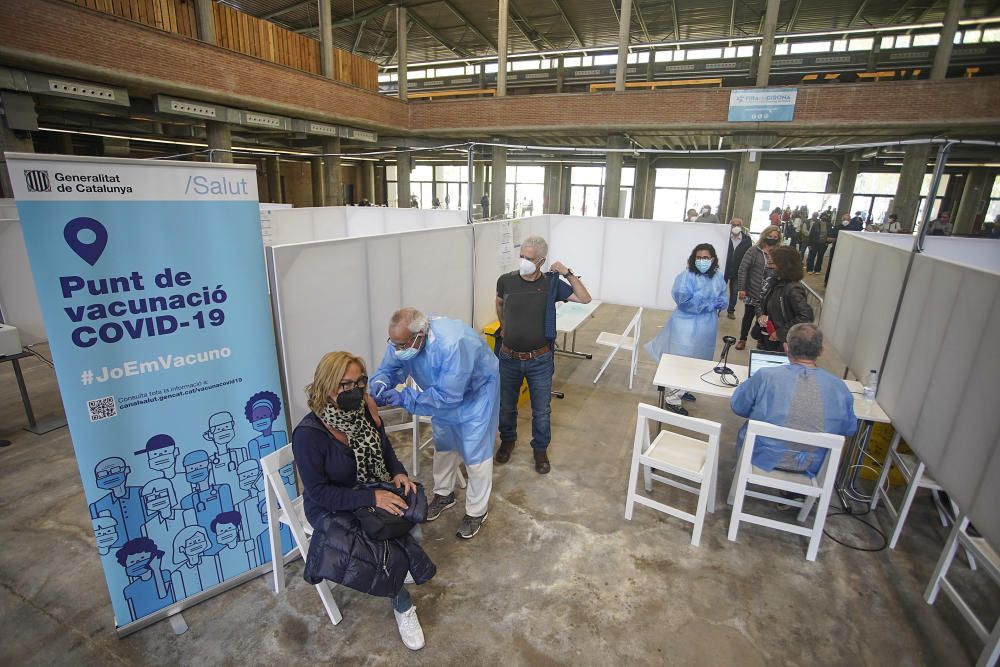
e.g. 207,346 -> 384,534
730,323 -> 857,477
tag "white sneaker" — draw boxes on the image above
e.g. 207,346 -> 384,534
394,606 -> 425,650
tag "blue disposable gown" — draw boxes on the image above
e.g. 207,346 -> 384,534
645,269 -> 728,362
370,317 -> 500,466
730,364 -> 858,478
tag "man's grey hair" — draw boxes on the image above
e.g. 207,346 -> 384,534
786,323 -> 823,360
521,236 -> 548,259
390,307 -> 429,335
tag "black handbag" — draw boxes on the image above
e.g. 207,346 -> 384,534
353,481 -> 428,540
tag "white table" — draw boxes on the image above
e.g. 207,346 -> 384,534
554,300 -> 602,359
652,353 -> 890,506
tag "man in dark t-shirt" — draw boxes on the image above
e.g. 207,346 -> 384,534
495,235 -> 591,474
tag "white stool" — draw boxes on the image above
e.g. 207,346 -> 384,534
262,445 -> 342,627
925,513 -> 1000,667
624,402 -> 720,547
593,307 -> 642,390
727,420 -> 844,562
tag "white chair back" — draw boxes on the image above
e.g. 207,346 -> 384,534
727,420 -> 845,562
593,307 -> 643,389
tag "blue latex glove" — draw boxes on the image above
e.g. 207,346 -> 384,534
377,389 -> 403,408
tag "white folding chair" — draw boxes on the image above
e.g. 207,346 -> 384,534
261,445 -> 342,626
593,307 -> 643,390
624,403 -> 720,547
871,432 -> 976,569
727,420 -> 844,562
925,513 -> 1000,667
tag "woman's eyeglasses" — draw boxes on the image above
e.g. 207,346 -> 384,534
338,375 -> 368,392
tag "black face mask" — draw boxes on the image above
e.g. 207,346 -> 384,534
336,387 -> 364,412
764,238 -> 779,246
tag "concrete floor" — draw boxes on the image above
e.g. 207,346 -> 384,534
1,303 -> 996,666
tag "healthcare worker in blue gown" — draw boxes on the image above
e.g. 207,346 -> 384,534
644,243 -> 729,415
371,307 -> 500,540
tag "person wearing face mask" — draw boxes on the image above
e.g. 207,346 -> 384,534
736,225 -> 780,351
492,235 -> 590,474
686,208 -> 699,222
371,308 -> 501,540
723,218 -> 752,321
696,205 -> 720,224
823,213 -> 859,286
89,456 -> 145,549
644,243 -> 728,415
116,536 -> 176,622
293,351 -> 434,651
755,246 -> 814,352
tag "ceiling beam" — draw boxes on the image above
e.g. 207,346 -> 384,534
509,0 -> 556,51
406,10 -> 474,58
550,0 -> 585,48
786,0 -> 803,32
293,1 -> 439,34
352,20 -> 366,53
672,0 -> 680,41
889,0 -> 915,24
633,1 -> 651,43
729,0 -> 736,36
848,0 -> 870,26
439,0 -> 497,51
260,0 -> 315,21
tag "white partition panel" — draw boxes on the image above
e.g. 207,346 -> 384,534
925,236 -> 1000,271
269,207 -> 319,245
0,215 -> 46,344
549,216 -> 607,298
313,207 -> 350,240
877,254 -> 1000,548
269,225 -> 475,423
821,232 -> 911,380
601,220 -> 664,308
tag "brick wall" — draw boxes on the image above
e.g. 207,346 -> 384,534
0,0 -> 406,131
408,78 -> 1000,134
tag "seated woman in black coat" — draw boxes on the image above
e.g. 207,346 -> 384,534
292,351 -> 433,651
755,246 -> 814,352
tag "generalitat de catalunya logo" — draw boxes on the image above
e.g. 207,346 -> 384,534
24,169 -> 51,192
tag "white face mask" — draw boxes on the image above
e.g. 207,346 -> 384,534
519,257 -> 539,276
731,226 -> 741,236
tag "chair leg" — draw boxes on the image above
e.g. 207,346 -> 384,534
315,580 -> 343,626
976,616 -> 1000,667
805,451 -> 841,562
796,495 -> 817,523
925,515 -> 968,604
411,415 -> 420,477
887,461 -> 925,549
593,344 -> 621,385
624,421 -> 644,521
727,461 -> 751,542
643,464 -> 653,493
870,432 -> 899,511
707,446 -> 718,514
265,483 -> 285,594
690,472 -> 710,547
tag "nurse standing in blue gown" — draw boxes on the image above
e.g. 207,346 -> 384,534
645,243 -> 728,415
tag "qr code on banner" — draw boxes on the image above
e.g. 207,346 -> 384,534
88,396 -> 117,422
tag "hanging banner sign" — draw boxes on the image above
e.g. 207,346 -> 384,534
5,154 -> 296,632
728,87 -> 798,122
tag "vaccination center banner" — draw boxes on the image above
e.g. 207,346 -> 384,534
6,153 -> 295,631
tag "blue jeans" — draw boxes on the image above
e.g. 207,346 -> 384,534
498,349 -> 554,450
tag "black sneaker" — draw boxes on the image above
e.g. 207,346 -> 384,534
681,392 -> 697,402
456,512 -> 487,539
664,403 -> 689,416
426,493 -> 456,522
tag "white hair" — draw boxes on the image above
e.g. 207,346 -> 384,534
390,307 -> 429,334
521,236 -> 548,259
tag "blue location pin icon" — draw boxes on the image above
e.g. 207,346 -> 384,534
64,217 -> 108,266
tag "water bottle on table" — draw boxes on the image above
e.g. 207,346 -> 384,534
863,369 -> 878,400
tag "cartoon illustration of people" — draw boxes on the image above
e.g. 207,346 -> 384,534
135,433 -> 179,482
116,537 -> 175,622
92,512 -> 120,556
278,462 -> 298,499
89,457 -> 145,548
171,526 -> 221,599
234,459 -> 265,545
208,511 -> 255,579
244,391 -> 288,461
202,411 -> 249,478
178,450 -> 234,551
255,498 -> 295,566
140,479 -> 182,570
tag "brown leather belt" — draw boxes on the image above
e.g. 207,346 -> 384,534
500,343 -> 551,360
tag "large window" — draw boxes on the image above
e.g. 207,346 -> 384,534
505,165 -> 545,218
851,172 -> 951,229
434,165 -> 466,210
987,175 -> 1000,222
568,166 -> 635,218
386,164 -> 471,209
652,168 -> 725,222
752,170 -> 835,232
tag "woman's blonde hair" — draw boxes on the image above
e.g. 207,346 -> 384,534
757,225 -> 781,247
305,351 -> 367,415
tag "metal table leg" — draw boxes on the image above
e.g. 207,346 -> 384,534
11,359 -> 37,429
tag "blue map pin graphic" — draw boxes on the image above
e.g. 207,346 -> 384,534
64,217 -> 108,266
